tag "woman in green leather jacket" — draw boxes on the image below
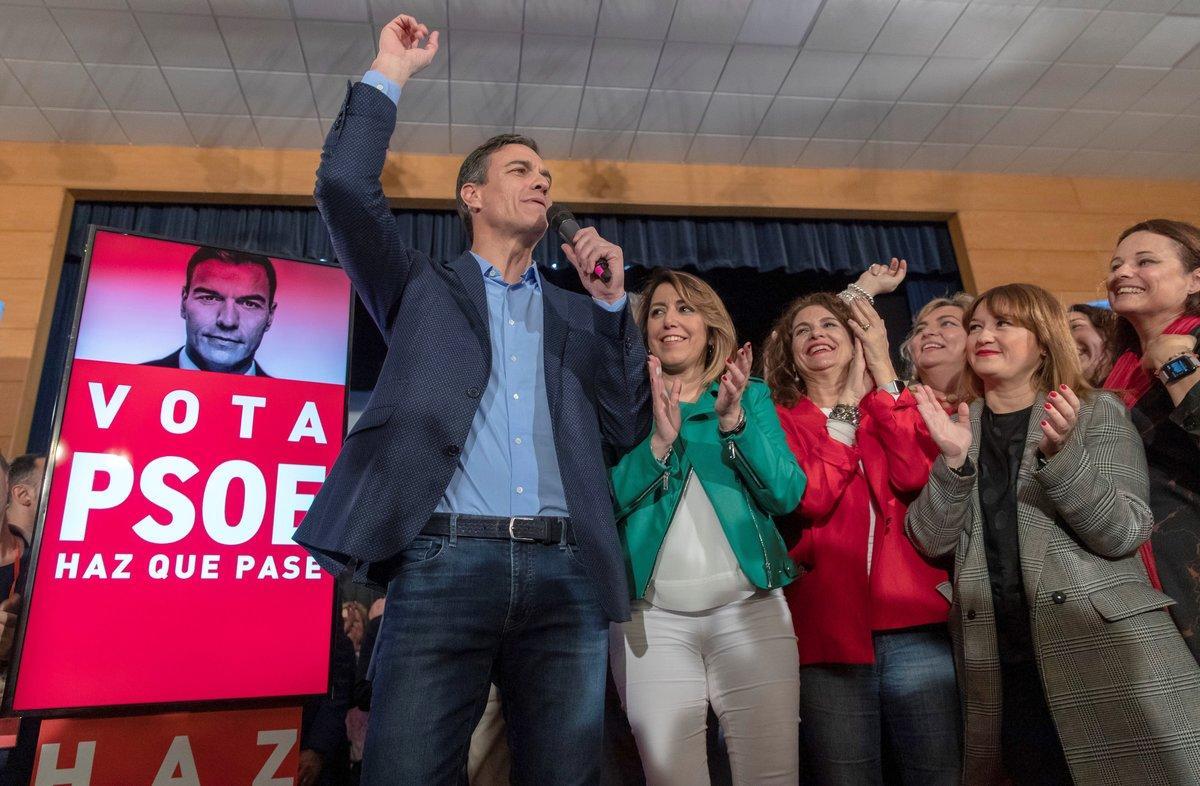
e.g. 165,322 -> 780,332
608,269 -> 806,786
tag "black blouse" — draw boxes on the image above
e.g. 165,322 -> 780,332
978,406 -> 1035,666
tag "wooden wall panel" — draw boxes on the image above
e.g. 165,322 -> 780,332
0,232 -> 59,278
0,278 -> 51,337
956,211 -> 1155,252
1,137 -> 1200,456
964,249 -> 1111,297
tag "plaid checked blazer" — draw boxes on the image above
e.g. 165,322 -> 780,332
907,391 -> 1200,785
293,82 -> 652,622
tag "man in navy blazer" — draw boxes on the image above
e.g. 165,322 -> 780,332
293,13 -> 650,785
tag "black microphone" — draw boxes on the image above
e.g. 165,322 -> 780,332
547,204 -> 611,284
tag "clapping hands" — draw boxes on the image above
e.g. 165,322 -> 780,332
716,343 -> 753,432
912,384 -> 971,469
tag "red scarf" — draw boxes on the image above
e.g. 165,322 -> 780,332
1101,314 -> 1200,591
1104,315 -> 1200,408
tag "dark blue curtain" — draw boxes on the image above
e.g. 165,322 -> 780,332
29,201 -> 962,451
65,203 -> 958,278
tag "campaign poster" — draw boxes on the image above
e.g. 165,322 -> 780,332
32,706 -> 300,785
9,229 -> 351,714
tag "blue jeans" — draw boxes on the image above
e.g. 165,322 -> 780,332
361,532 -> 609,786
800,626 -> 961,786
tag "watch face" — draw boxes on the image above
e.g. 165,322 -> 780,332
1165,357 -> 1193,376
1162,354 -> 1200,382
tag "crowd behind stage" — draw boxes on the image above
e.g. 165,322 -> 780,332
3,219 -> 1200,784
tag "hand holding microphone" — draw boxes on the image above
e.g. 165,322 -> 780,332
548,204 -> 626,304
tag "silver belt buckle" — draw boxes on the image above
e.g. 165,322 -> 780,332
507,516 -> 537,542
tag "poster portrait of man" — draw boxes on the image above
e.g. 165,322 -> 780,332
143,246 -> 278,376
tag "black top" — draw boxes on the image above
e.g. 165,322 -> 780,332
978,406 -> 1035,666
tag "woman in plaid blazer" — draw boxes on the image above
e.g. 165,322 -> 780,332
907,283 -> 1200,785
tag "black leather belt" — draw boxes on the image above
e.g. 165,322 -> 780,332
422,513 -> 575,545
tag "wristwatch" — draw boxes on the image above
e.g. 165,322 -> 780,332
1157,353 -> 1200,385
879,378 -> 904,395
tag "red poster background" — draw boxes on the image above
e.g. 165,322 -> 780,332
33,706 -> 300,785
11,231 -> 349,713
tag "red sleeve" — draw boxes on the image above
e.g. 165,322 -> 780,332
861,388 -> 935,495
776,403 -> 860,520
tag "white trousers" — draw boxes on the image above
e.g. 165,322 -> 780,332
610,589 -> 800,786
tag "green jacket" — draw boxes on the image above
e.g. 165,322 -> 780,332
610,378 -> 806,599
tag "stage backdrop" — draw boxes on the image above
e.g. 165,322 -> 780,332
9,228 -> 351,715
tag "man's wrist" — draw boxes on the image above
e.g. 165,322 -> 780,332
593,291 -> 627,311
361,68 -> 402,106
370,56 -> 413,87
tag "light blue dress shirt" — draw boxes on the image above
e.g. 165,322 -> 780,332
359,72 -> 627,517
436,255 -> 566,515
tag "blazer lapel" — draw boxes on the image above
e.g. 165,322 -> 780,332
1017,391 -> 1052,603
541,278 -> 569,421
445,251 -> 490,349
967,399 -> 984,535
967,399 -> 984,464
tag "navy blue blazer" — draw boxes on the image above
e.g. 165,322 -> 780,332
294,83 -> 651,622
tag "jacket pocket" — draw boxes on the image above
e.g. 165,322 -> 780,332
346,405 -> 395,438
1089,581 -> 1176,623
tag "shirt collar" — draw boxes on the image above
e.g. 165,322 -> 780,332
471,252 -> 541,290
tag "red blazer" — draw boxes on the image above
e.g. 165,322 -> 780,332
776,389 -> 950,666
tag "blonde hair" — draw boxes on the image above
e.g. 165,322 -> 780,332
959,283 -> 1093,402
635,269 -> 736,387
764,292 -> 854,409
901,292 -> 974,380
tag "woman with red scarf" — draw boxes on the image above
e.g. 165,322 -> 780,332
1105,218 -> 1200,660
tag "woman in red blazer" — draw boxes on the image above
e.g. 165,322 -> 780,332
764,291 -> 959,786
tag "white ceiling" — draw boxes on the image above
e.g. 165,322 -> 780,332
2,0 -> 1200,179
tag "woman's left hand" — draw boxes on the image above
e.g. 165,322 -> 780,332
716,342 -> 753,432
846,297 -> 898,385
1038,385 -> 1081,458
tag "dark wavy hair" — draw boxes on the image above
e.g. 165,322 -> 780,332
764,292 -> 854,409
